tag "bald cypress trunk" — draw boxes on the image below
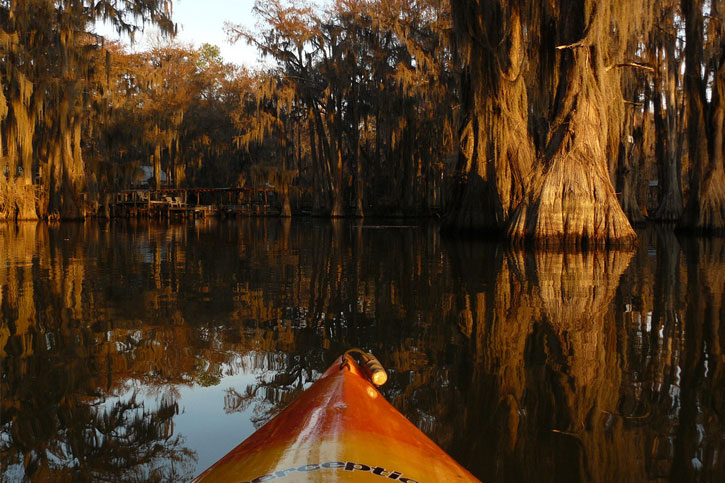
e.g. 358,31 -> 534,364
679,0 -> 725,231
1,74 -> 38,220
153,144 -> 162,192
308,115 -> 325,216
448,0 -> 639,247
617,109 -> 647,224
353,83 -> 364,218
444,2 -> 533,234
312,105 -> 341,217
62,117 -> 85,219
509,0 -> 638,247
16,179 -> 37,220
508,46 -> 636,247
44,97 -> 85,220
331,147 -> 344,217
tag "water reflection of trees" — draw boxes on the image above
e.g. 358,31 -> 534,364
1,390 -> 194,482
443,233 -> 723,482
0,224 -> 197,481
1,221 -> 723,481
223,352 -> 323,427
673,236 -> 725,480
441,244 -> 632,480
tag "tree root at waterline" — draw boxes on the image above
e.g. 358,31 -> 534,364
0,179 -> 38,221
507,155 -> 638,249
680,169 -> 725,233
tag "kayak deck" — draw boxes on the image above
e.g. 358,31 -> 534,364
193,355 -> 479,482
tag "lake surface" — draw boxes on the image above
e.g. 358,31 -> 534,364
1,219 -> 723,482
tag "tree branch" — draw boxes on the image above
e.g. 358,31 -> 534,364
606,62 -> 655,72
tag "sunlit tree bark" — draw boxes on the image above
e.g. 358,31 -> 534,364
506,0 -> 641,247
448,0 -> 646,246
444,1 -> 533,233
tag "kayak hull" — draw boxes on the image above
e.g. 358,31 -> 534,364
194,356 -> 479,482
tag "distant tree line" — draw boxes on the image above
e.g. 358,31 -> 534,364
1,0 -> 457,221
1,0 -> 724,244
227,0 -> 457,217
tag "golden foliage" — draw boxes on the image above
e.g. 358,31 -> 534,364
1,0 -> 173,219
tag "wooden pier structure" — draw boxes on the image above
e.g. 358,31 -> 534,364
107,187 -> 280,218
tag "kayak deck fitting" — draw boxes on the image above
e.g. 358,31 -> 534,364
194,350 -> 480,482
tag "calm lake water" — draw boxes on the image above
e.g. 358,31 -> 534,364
1,219 -> 723,482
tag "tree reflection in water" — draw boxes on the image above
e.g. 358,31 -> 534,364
222,351 -> 324,427
1,389 -> 195,481
439,234 -> 723,482
0,220 -> 723,481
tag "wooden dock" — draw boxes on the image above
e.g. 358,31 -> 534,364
106,187 -> 280,218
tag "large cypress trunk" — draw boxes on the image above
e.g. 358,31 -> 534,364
311,106 -> 338,216
330,147 -> 344,217
616,105 -> 647,224
308,114 -> 325,215
46,99 -> 85,220
653,78 -> 685,222
448,0 -> 639,246
507,0 -> 637,248
444,2 -> 533,234
1,77 -> 38,220
352,84 -> 364,218
63,117 -> 86,219
1,178 -> 37,221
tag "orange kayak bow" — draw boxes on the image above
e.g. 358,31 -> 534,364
193,351 -> 480,482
